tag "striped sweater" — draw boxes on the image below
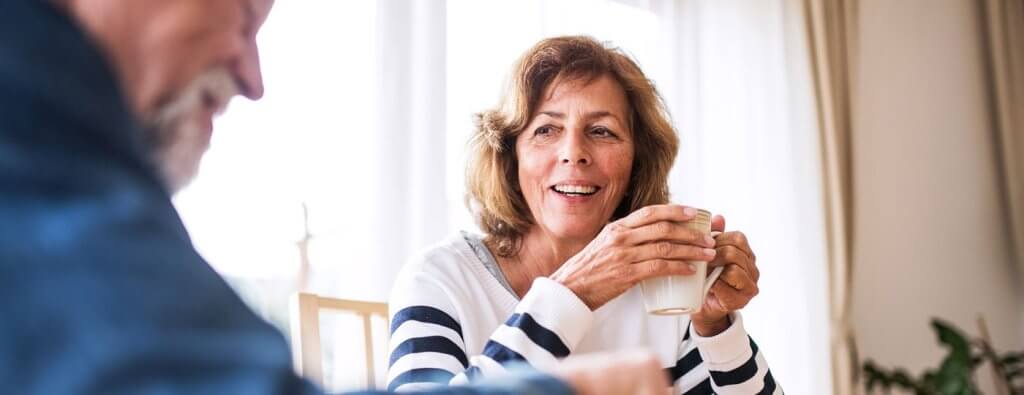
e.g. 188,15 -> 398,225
387,233 -> 782,394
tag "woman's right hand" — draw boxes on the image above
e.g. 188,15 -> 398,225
549,204 -> 717,310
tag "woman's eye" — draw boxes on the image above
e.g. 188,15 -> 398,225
535,125 -> 553,136
590,127 -> 615,138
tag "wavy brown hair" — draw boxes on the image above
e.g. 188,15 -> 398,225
466,35 -> 679,257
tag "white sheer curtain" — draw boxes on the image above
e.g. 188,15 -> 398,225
647,2 -> 832,393
175,0 -> 830,392
372,0 -> 448,299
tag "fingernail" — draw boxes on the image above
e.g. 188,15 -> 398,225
703,248 -> 716,257
704,235 -> 715,246
683,207 -> 697,217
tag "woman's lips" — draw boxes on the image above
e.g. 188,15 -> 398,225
549,185 -> 601,203
551,184 -> 600,195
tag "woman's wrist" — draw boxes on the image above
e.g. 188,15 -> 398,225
548,266 -> 594,310
692,314 -> 732,337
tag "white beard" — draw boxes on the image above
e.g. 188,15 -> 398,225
143,67 -> 238,193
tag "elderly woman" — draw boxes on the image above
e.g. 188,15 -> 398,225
387,36 -> 780,394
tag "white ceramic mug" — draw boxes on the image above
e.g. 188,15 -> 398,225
639,209 -> 723,315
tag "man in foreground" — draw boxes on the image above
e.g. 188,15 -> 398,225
0,0 -> 672,394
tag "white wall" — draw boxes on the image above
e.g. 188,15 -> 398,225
853,0 -> 1024,391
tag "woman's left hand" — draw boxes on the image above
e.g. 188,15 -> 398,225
690,214 -> 760,337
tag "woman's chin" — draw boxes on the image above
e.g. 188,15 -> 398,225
543,223 -> 604,242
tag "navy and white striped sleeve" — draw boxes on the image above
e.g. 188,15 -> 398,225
387,276 -> 593,392
666,313 -> 783,394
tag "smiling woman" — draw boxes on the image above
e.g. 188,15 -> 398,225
469,36 -> 678,258
385,36 -> 781,394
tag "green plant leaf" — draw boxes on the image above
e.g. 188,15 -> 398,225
920,370 -> 940,394
929,319 -> 976,395
934,359 -> 972,395
932,319 -> 971,357
1004,352 -> 1024,366
891,369 -> 916,389
1007,354 -> 1024,372
863,360 -> 890,391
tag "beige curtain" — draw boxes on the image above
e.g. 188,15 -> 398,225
981,0 -> 1024,285
803,0 -> 858,394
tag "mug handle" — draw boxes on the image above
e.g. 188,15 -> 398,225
702,230 -> 724,297
702,266 -> 724,297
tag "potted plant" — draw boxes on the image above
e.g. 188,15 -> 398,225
862,318 -> 1023,395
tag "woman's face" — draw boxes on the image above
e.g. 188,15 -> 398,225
516,74 -> 635,244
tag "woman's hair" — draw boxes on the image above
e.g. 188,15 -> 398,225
466,35 -> 679,257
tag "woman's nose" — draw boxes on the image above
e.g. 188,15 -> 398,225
559,133 -> 592,166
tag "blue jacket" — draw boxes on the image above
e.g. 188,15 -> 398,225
0,1 -> 570,394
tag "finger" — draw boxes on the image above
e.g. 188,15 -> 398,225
712,233 -> 758,281
709,243 -> 754,279
629,259 -> 697,282
717,264 -> 755,292
622,241 -> 716,263
619,220 -> 715,248
709,245 -> 752,273
711,214 -> 726,232
710,267 -> 757,310
616,204 -> 700,229
713,232 -> 753,260
702,291 -> 727,313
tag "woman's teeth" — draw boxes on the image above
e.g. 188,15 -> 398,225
552,185 -> 599,196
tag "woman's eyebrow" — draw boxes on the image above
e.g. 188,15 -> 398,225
584,111 -> 620,122
538,111 -> 622,124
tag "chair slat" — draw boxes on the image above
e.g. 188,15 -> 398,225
290,292 -> 389,391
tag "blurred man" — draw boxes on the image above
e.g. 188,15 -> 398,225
0,0 -> 671,394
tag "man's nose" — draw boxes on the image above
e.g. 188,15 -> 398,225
233,41 -> 264,100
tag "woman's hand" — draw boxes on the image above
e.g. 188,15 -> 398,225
550,204 -> 717,310
691,214 -> 760,336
